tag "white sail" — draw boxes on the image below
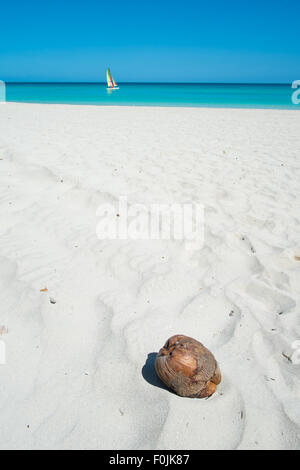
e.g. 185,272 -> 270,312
106,68 -> 119,89
106,68 -> 114,88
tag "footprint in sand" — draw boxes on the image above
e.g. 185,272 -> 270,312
246,280 -> 296,316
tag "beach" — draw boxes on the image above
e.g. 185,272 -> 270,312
0,102 -> 300,450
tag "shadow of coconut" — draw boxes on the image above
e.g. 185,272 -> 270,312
142,352 -> 172,392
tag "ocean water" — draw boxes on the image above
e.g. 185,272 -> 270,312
4,83 -> 299,109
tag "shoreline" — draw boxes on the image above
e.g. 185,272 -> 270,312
3,100 -> 300,111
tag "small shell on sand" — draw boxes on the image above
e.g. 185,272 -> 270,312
155,335 -> 221,398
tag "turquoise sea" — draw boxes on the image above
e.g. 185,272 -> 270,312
4,83 -> 299,109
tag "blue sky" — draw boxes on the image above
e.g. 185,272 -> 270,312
0,0 -> 299,82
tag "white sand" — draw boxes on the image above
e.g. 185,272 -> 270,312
0,103 -> 300,450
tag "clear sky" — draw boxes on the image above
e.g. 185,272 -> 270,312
0,0 -> 299,83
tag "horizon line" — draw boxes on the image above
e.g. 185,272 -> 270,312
4,81 -> 291,86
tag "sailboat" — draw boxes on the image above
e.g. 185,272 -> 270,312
106,68 -> 119,90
